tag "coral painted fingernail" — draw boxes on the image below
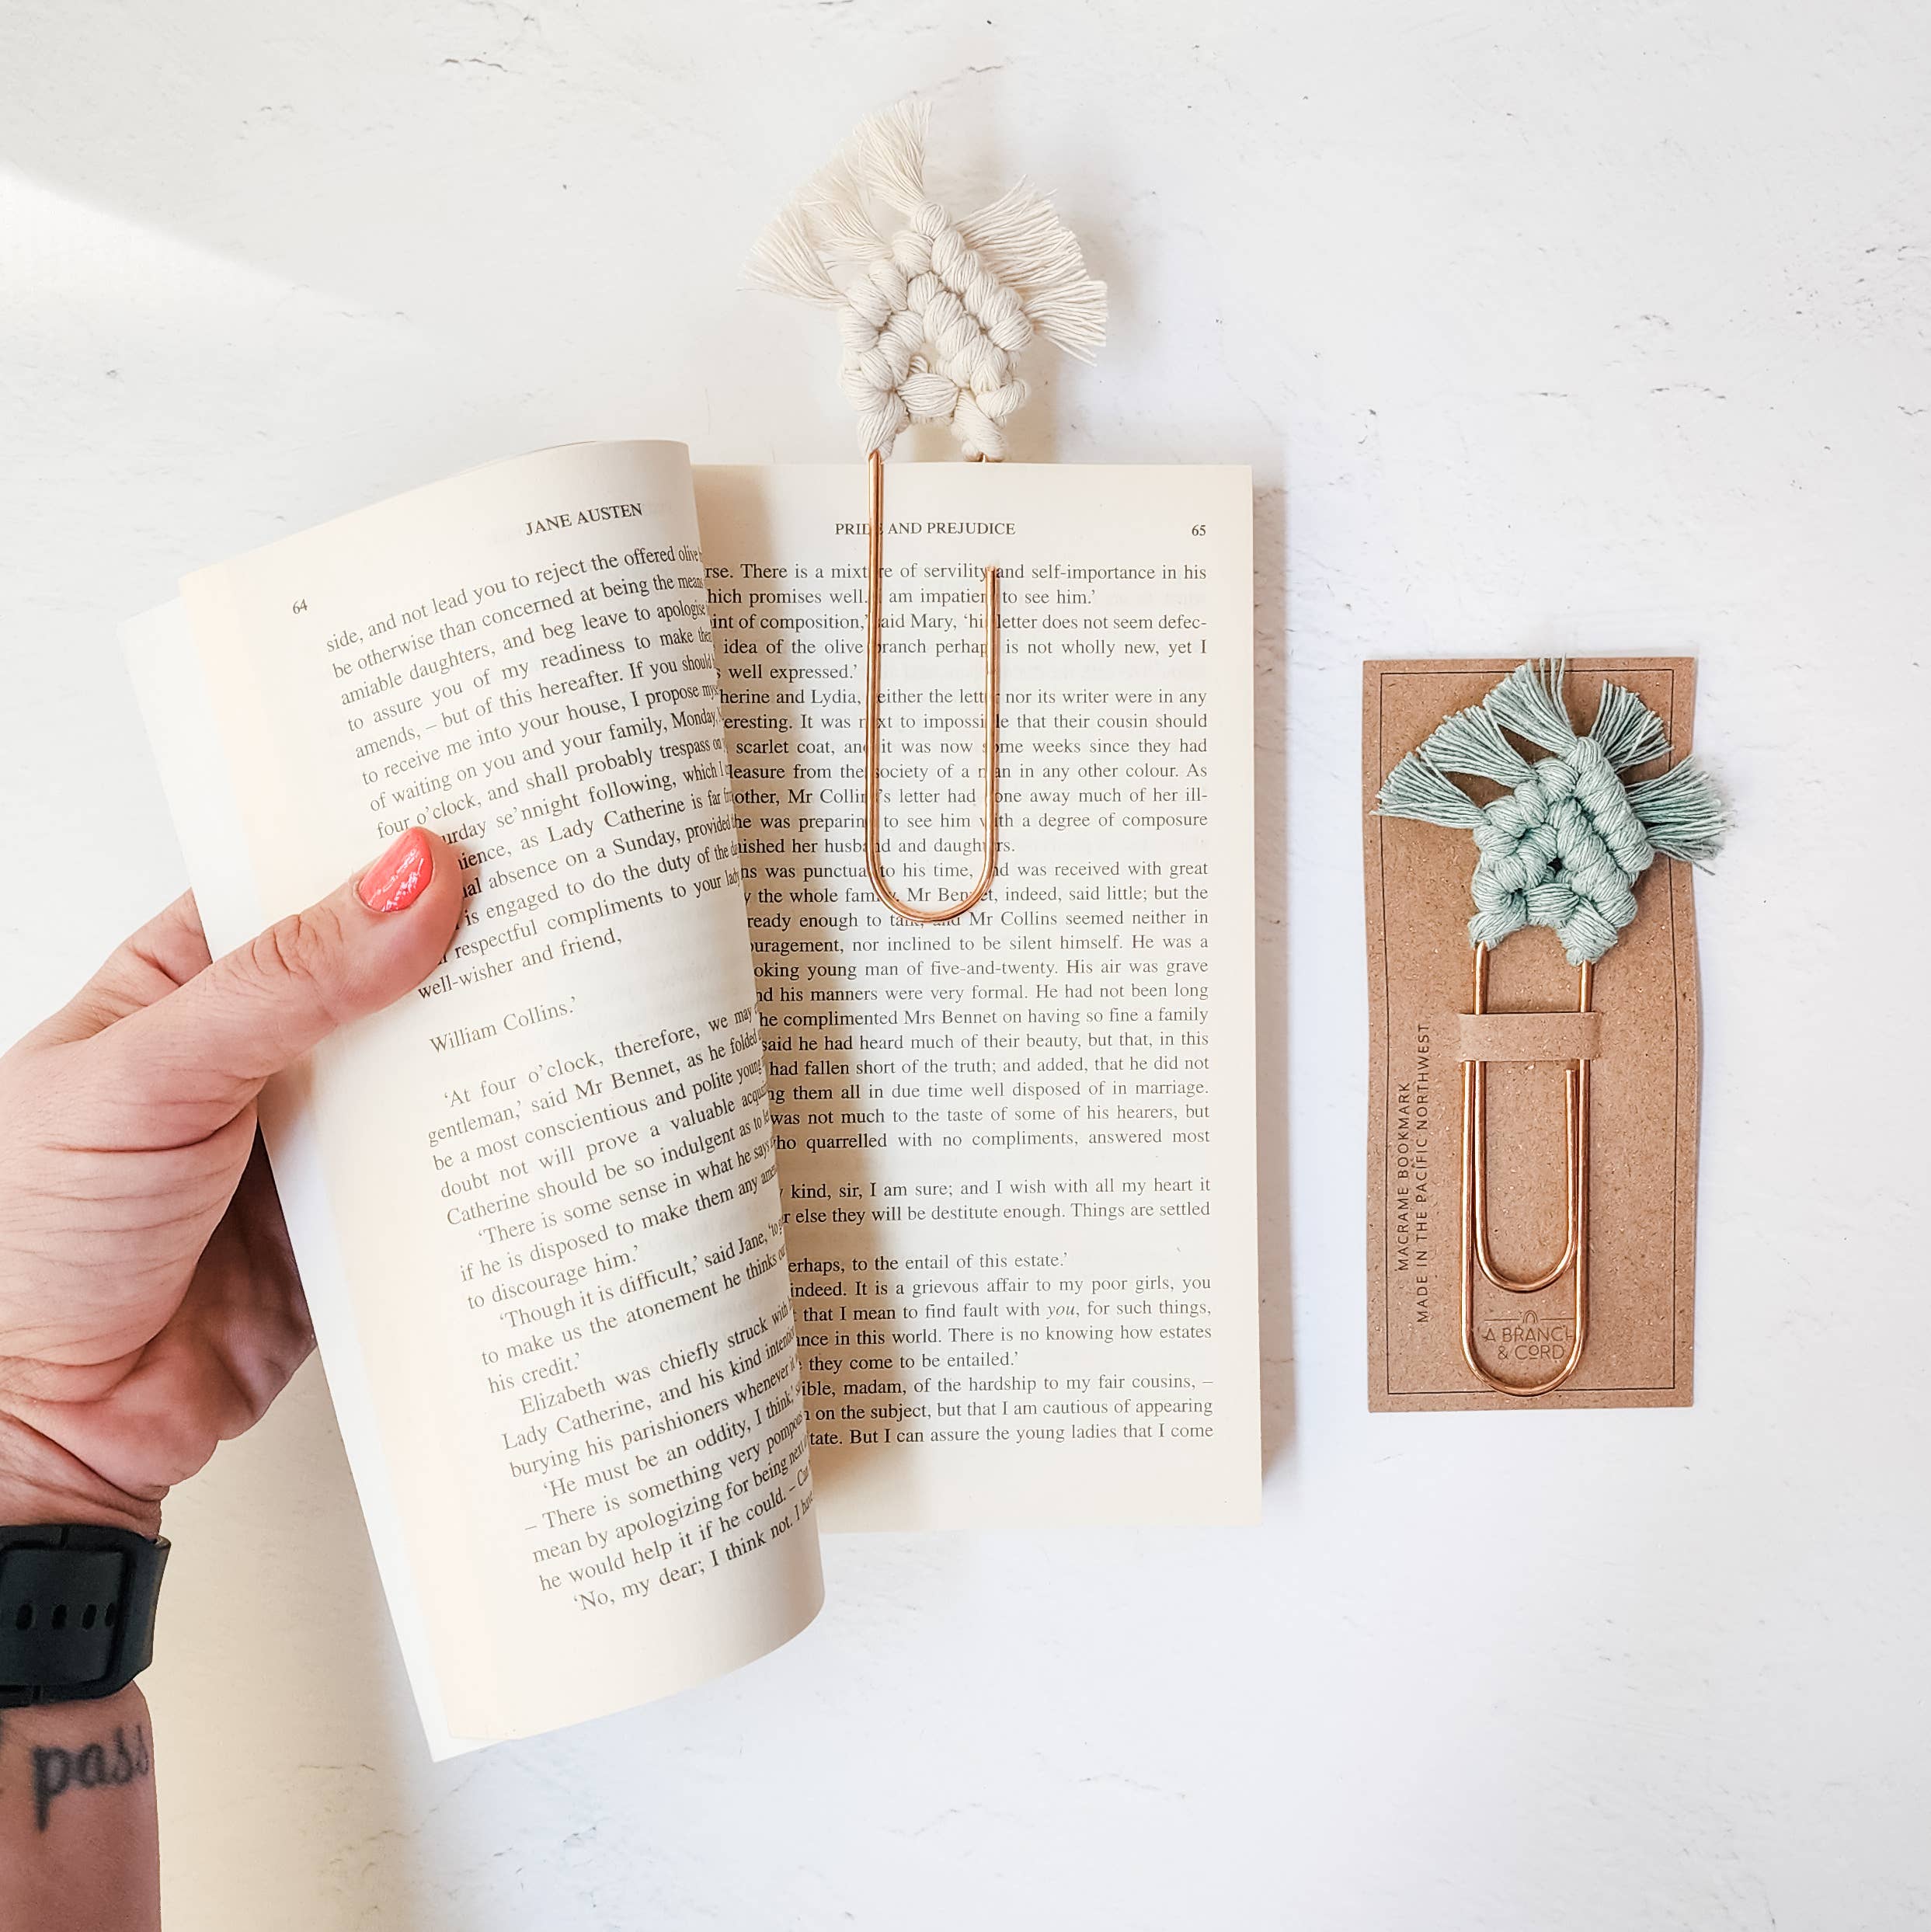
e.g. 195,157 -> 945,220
358,828 -> 433,913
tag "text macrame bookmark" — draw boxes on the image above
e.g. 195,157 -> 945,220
746,99 -> 1105,460
1362,660 -> 1727,1411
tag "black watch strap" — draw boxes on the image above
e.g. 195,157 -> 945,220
0,1526 -> 168,1707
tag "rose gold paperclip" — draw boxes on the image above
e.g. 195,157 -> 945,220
1460,941 -> 1594,1398
863,449 -> 1000,923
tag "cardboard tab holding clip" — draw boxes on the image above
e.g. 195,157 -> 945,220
1362,658 -> 1710,1412
1456,1010 -> 1604,1063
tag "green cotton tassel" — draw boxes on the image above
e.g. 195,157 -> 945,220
1415,700 -> 1535,788
1627,758 -> 1728,862
1376,748 -> 1489,830
1374,659 -> 1727,965
1483,658 -> 1577,755
1588,680 -> 1672,772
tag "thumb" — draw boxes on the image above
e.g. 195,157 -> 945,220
103,827 -> 464,1132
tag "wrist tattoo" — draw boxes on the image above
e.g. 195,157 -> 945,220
30,1723 -> 151,1831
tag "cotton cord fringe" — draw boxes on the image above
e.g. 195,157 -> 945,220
747,100 -> 1106,460
1376,660 -> 1727,965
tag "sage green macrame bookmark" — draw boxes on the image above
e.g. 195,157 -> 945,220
1375,660 -> 1725,1400
1376,659 -> 1726,964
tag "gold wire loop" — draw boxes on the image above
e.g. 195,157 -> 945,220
1460,942 -> 1594,1398
863,449 -> 1000,923
1470,943 -> 1584,1292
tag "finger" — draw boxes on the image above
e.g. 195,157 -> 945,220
34,893 -> 215,1045
93,827 -> 462,1135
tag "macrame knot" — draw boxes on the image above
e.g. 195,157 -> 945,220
746,100 -> 1105,460
1468,736 -> 1655,959
1376,660 -> 1727,966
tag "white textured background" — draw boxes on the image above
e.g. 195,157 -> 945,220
2,4 -> 1927,1927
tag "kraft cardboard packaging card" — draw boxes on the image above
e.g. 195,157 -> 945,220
1362,659 -> 1708,1413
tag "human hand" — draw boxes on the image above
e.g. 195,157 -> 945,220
0,827 -> 464,1533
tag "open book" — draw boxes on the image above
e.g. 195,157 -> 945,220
124,442 -> 1257,1755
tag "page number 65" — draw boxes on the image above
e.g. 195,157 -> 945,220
1190,524 -> 1206,536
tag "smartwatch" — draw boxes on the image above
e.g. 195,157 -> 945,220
0,1526 -> 168,1707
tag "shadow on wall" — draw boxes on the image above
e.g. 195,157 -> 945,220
1251,476 -> 1292,1476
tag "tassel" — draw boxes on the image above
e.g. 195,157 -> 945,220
840,99 -> 930,216
1483,658 -> 1576,755
1376,750 -> 1490,830
1414,701 -> 1534,788
959,183 -> 1107,361
800,159 -> 894,262
1627,759 -> 1729,862
745,202 -> 844,306
1588,680 -> 1672,773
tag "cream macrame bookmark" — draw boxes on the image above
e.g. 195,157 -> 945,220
743,103 -> 1108,928
746,100 -> 1106,460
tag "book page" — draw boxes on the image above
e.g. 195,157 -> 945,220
137,444 -> 821,1752
695,465 -> 1258,1530
125,600 -> 465,1749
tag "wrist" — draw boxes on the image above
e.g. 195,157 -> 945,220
0,1413 -> 162,1541
0,1681 -> 159,1932
3,1678 -> 151,1746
